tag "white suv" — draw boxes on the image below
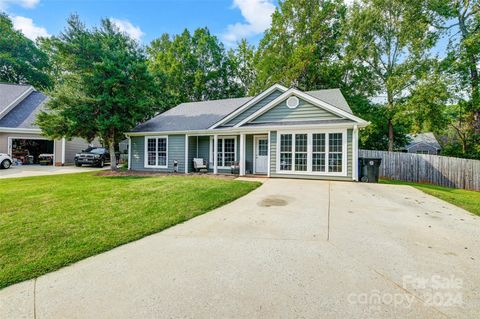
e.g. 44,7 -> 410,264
0,153 -> 13,169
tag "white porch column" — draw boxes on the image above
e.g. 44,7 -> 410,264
239,133 -> 246,176
352,125 -> 359,181
184,135 -> 189,174
61,137 -> 66,165
213,134 -> 218,174
127,136 -> 131,170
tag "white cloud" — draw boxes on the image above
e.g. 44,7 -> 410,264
110,18 -> 145,41
222,0 -> 276,45
12,15 -> 49,40
0,0 -> 40,10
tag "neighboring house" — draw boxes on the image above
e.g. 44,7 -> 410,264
126,84 -> 369,181
0,83 -> 97,166
404,133 -> 441,155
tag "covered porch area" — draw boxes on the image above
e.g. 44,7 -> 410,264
185,132 -> 270,176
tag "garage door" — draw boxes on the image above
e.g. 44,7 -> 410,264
10,138 -> 54,165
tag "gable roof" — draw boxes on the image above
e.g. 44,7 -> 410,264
406,133 -> 441,150
131,87 -> 357,133
233,88 -> 364,128
0,83 -> 47,130
0,83 -> 34,120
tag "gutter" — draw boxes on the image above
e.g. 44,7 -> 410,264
0,127 -> 42,134
124,121 -> 370,137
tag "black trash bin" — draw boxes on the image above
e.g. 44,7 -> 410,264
358,158 -> 382,183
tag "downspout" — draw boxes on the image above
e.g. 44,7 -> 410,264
352,125 -> 358,181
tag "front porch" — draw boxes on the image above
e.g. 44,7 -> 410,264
185,133 -> 270,176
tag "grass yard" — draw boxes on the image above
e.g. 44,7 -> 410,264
0,172 -> 260,289
381,179 -> 480,216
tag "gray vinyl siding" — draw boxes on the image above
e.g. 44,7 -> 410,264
347,129 -> 352,177
269,131 -> 277,175
245,134 -> 254,174
187,136 -> 197,172
130,135 -> 186,172
252,97 -> 342,123
222,90 -> 283,127
64,137 -> 100,164
407,143 -> 439,154
269,129 -> 353,181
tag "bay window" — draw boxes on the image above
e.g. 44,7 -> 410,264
277,131 -> 346,175
145,136 -> 168,168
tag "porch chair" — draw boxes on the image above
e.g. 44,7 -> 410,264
193,158 -> 208,172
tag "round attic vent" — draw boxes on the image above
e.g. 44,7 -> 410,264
286,96 -> 299,109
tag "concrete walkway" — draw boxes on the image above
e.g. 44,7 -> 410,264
1,179 -> 479,318
0,165 -> 105,179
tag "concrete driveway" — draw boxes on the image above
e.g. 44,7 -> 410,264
0,165 -> 104,179
1,179 -> 479,318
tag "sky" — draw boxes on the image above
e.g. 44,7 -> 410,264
0,0 -> 278,47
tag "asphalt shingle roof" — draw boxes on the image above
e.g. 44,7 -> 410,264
0,83 -> 32,117
132,89 -> 353,133
406,132 -> 441,149
0,84 -> 47,129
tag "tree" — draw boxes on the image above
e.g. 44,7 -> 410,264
36,15 -> 156,170
434,0 -> 479,157
0,13 -> 52,89
345,0 -> 439,151
228,39 -> 256,95
147,27 -> 243,110
253,0 -> 348,93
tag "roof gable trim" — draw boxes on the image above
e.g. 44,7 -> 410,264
0,86 -> 34,120
208,84 -> 288,129
233,88 -> 367,128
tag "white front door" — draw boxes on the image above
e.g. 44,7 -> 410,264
254,136 -> 268,174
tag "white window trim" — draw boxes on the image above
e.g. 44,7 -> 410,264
209,136 -> 237,169
275,129 -> 348,177
144,136 -> 168,168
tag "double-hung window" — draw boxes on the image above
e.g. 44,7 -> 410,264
312,133 -> 326,172
279,134 -> 292,170
278,131 -> 345,175
328,133 -> 343,172
212,137 -> 237,167
295,134 -> 308,171
145,136 -> 168,168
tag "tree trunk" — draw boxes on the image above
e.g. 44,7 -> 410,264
388,119 -> 394,151
109,141 -> 117,171
458,6 -> 480,133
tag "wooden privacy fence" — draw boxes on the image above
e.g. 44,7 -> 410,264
359,150 -> 480,191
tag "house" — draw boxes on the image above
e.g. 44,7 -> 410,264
404,133 -> 441,155
126,84 -> 369,181
0,83 -> 97,166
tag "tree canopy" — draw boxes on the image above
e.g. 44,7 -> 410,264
0,13 -> 52,89
36,15 -> 156,169
2,0 -> 479,160
147,27 -> 244,110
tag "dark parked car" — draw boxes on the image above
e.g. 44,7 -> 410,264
74,147 -> 110,167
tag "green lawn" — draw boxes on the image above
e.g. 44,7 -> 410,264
380,179 -> 480,216
0,172 -> 260,289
